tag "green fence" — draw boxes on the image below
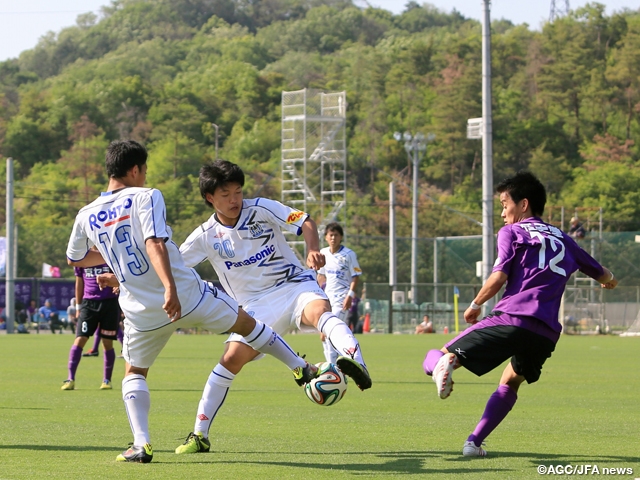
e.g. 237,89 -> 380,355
361,283 -> 640,335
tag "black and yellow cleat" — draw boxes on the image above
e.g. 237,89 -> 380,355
61,380 -> 75,391
292,361 -> 319,387
116,443 -> 153,463
175,432 -> 211,454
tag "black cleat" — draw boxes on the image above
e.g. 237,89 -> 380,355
336,356 -> 372,390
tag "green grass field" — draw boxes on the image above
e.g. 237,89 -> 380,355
1,332 -> 638,479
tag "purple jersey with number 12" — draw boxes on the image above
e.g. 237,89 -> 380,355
492,217 -> 604,334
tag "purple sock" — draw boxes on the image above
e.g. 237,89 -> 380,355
117,326 -> 124,345
423,349 -> 444,375
91,332 -> 101,353
467,385 -> 518,446
68,345 -> 83,380
104,349 -> 116,382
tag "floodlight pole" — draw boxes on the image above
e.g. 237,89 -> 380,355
5,157 -> 15,334
481,0 -> 495,312
394,131 -> 434,305
389,182 -> 396,333
411,143 -> 420,305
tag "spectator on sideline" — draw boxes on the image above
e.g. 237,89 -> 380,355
39,299 -> 66,334
569,217 -> 586,239
66,298 -> 78,332
415,315 -> 435,334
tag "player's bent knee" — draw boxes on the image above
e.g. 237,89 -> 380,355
228,309 -> 256,337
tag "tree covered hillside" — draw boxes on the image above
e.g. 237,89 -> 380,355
0,0 -> 639,282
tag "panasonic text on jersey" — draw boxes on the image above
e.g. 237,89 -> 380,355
224,245 -> 276,270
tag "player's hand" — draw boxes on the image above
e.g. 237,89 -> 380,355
600,277 -> 618,290
464,307 -> 481,325
306,250 -> 325,270
97,273 -> 119,289
343,297 -> 352,311
163,289 -> 182,322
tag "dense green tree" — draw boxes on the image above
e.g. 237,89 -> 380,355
0,0 -> 639,281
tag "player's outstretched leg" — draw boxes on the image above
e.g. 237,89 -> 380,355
241,320 -> 317,386
463,384 -> 517,457
432,352 -> 456,399
117,373 -> 153,462
318,312 -> 371,390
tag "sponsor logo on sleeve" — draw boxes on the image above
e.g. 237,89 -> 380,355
286,211 -> 305,224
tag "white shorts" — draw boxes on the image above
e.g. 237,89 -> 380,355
122,286 -> 238,368
226,280 -> 328,348
331,304 -> 348,322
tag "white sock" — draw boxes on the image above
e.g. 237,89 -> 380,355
322,338 -> 339,364
244,320 -> 306,370
122,374 -> 151,446
194,364 -> 235,437
318,312 -> 365,366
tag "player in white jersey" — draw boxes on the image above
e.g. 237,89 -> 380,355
317,222 -> 362,363
66,140 -> 318,464
173,160 -> 372,455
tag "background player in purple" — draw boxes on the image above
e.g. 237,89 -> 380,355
422,172 -> 618,457
61,263 -> 121,391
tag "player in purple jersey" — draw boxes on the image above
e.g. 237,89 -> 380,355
61,263 -> 121,391
422,172 -> 617,457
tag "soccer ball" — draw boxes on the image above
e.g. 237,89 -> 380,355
304,362 -> 348,406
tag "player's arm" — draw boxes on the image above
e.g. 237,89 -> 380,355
145,237 -> 181,321
301,217 -> 325,270
67,249 -> 105,267
75,276 -> 84,313
343,276 -> 359,310
316,273 -> 327,288
97,273 -> 119,289
464,271 -> 508,324
595,267 -> 617,290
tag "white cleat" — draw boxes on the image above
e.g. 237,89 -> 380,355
462,440 -> 487,457
432,352 -> 456,399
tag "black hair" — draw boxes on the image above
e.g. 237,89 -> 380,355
496,171 -> 546,216
324,222 -> 344,236
105,140 -> 148,178
199,160 -> 245,207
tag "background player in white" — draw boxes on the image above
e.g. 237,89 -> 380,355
316,222 -> 362,363
66,140 -> 317,463
173,160 -> 372,455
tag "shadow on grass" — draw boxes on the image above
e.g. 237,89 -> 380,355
1,446 -> 637,473
0,407 -> 52,410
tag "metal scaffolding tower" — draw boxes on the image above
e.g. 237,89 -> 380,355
281,89 -> 347,249
550,0 -> 570,21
